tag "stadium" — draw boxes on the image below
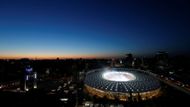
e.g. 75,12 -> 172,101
84,68 -> 161,101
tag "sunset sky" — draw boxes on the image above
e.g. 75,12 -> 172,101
0,0 -> 190,59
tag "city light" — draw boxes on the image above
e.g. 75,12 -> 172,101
26,75 -> 29,81
34,73 -> 37,79
34,85 -> 37,89
60,98 -> 68,102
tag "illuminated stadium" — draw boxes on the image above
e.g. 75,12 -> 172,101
84,68 -> 161,101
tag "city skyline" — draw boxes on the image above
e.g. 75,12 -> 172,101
0,0 -> 190,59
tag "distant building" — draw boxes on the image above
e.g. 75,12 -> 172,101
155,51 -> 169,70
111,58 -> 116,67
133,58 -> 143,69
110,58 -> 124,68
155,51 -> 168,61
124,53 -> 134,68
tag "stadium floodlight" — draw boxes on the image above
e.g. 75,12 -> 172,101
102,71 -> 136,82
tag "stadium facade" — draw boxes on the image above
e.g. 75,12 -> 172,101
84,68 -> 161,101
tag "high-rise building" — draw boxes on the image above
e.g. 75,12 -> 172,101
124,53 -> 134,68
24,65 -> 37,91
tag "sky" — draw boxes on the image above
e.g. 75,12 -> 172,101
0,0 -> 190,59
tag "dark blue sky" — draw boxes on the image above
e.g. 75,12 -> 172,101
0,0 -> 190,58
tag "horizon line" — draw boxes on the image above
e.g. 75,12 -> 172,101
0,55 -> 123,60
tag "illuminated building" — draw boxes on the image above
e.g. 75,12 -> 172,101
24,65 -> 37,91
84,68 -> 161,101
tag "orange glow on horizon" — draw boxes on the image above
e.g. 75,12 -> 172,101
0,53 -> 118,59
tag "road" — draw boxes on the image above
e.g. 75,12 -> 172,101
138,69 -> 190,95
